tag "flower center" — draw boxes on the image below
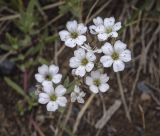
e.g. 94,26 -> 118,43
81,58 -> 88,66
50,95 -> 57,101
106,27 -> 112,34
71,32 -> 78,39
45,74 -> 52,81
111,52 -> 119,60
93,79 -> 101,86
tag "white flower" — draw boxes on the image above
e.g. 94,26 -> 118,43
100,40 -> 131,72
59,20 -> 87,48
35,64 -> 62,84
38,81 -> 67,112
85,70 -> 109,93
69,48 -> 96,77
90,17 -> 121,41
71,85 -> 86,103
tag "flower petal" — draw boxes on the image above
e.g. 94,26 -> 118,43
99,83 -> 109,92
89,25 -> 97,34
100,55 -> 113,67
89,85 -> 99,93
119,49 -> 131,62
52,74 -> 62,84
97,33 -> 108,41
55,85 -> 66,96
77,97 -> 85,103
110,31 -> 118,37
38,64 -> 48,75
59,30 -> 70,41
56,96 -> 67,107
74,85 -> 80,93
47,101 -> 58,111
74,48 -> 86,59
76,35 -> 86,45
75,66 -> 86,77
85,62 -> 94,72
42,81 -> 54,94
91,70 -> 100,78
35,74 -> 45,83
86,51 -> 96,61
77,23 -> 87,34
113,22 -> 121,31
101,42 -> 113,55
95,25 -> 105,33
66,20 -> 78,32
38,93 -> 50,104
114,40 -> 126,53
65,38 -> 77,48
100,74 -> 109,83
85,76 -> 93,85
49,65 -> 59,75
71,92 -> 77,102
113,60 -> 125,72
69,57 -> 81,68
104,17 -> 115,27
93,16 -> 103,25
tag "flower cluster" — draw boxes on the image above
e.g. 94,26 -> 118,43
35,16 -> 131,112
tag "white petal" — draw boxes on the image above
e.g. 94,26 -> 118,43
69,57 -> 81,68
38,64 -> 48,75
86,51 -> 96,61
71,92 -> 77,102
100,74 -> 109,83
35,74 -> 45,83
47,101 -> 58,111
38,97 -> 50,104
89,85 -> 99,93
95,25 -> 105,33
76,35 -> 86,45
49,65 -> 59,75
71,69 -> 76,75
110,32 -> 118,37
114,40 -> 127,53
113,60 -> 125,72
38,93 -> 50,104
93,16 -> 103,25
89,25 -> 97,34
77,97 -> 85,103
74,48 -> 86,59
74,85 -> 80,93
77,23 -> 87,34
55,85 -> 66,96
66,20 -> 78,32
85,76 -> 93,85
75,66 -> 86,77
100,55 -> 113,67
104,17 -> 115,27
56,96 -> 67,107
97,33 -> 108,41
113,22 -> 121,31
79,91 -> 86,97
42,81 -> 54,94
52,74 -> 62,84
99,83 -> 109,92
119,49 -> 131,62
91,70 -> 100,78
59,30 -> 70,41
39,93 -> 49,99
65,38 -> 77,48
85,62 -> 94,72
101,42 -> 113,55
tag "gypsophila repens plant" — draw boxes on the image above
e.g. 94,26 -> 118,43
34,16 -> 131,112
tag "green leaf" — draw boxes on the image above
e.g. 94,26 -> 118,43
4,77 -> 30,102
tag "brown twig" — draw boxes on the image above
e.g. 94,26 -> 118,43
116,73 -> 132,122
